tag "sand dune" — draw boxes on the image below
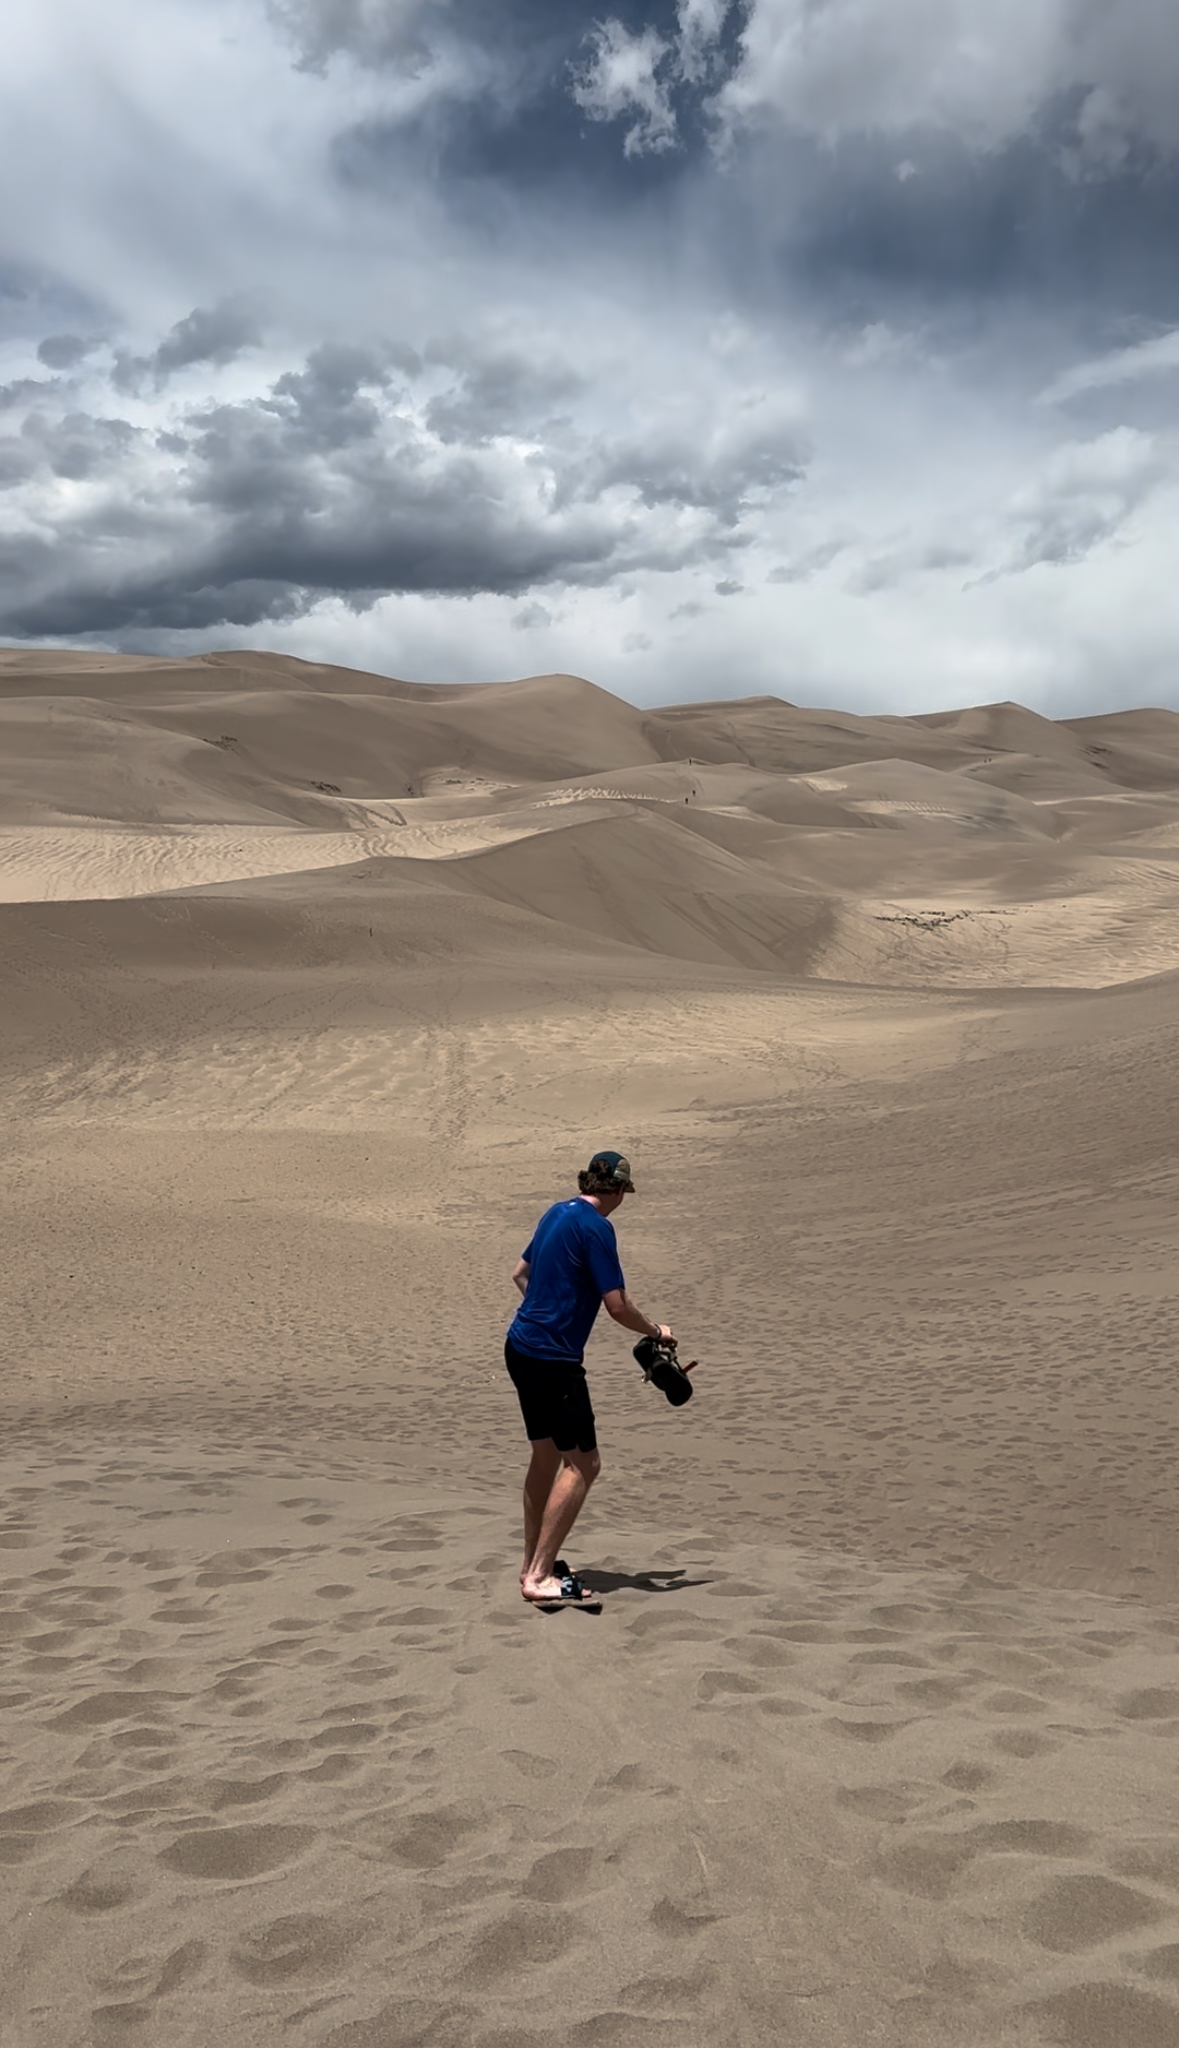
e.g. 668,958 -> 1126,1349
4,647 -> 1179,2046
4,652 -> 1179,989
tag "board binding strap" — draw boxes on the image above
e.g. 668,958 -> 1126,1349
634,1335 -> 695,1406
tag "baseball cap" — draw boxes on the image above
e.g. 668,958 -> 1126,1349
586,1149 -> 636,1192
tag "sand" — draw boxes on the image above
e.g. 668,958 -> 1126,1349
3,648 -> 1179,2046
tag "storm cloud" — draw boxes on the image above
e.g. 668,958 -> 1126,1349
0,329 -> 798,636
1,0 -> 1178,709
111,298 -> 263,396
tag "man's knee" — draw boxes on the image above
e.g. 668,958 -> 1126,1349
566,1447 -> 601,1486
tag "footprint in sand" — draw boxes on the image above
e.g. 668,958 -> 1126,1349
1113,1842 -> 1179,1890
462,1904 -> 580,1986
48,1689 -> 174,1730
1138,1947 -> 1179,1985
310,1721 -> 380,1747
991,1728 -> 1059,1758
618,1967 -> 712,2013
877,1819 -> 1090,1903
94,1939 -> 208,2001
1023,1983 -> 1179,2047
1118,1689 -> 1179,1721
0,1797 -> 82,1833
521,1846 -> 597,1903
938,1762 -> 992,1791
500,1749 -> 559,1780
205,1773 -> 288,1810
848,1648 -> 929,1669
90,1940 -> 208,2035
379,1804 -> 483,1869
230,1911 -> 365,1984
725,1635 -> 794,1668
696,1669 -> 763,1700
835,1784 -> 925,1822
826,1715 -> 916,1743
1023,1871 -> 1165,1951
649,1896 -> 720,1939
59,1847 -> 152,1914
301,1753 -> 360,1782
157,1823 -> 315,1880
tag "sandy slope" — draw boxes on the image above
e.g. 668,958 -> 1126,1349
3,648 -> 1179,2047
9,1448 -> 1179,2048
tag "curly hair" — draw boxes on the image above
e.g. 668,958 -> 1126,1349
577,1168 -> 614,1195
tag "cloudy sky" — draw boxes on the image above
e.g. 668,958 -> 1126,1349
3,0 -> 1178,712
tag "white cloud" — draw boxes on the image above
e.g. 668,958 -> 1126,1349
567,1 -> 732,149
571,20 -> 678,156
710,0 -> 1179,160
676,0 -> 733,83
988,427 -> 1165,577
268,0 -> 439,73
840,322 -> 928,370
1042,329 -> 1179,405
713,0 -> 1068,151
226,461 -> 1179,717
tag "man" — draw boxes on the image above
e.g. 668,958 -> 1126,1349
506,1148 -> 676,1607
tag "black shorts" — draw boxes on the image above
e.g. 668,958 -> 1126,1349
505,1340 -> 598,1454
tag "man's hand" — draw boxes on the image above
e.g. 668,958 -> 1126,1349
656,1324 -> 676,1346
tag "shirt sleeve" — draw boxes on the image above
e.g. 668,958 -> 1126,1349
520,1239 -> 534,1263
584,1215 -> 625,1298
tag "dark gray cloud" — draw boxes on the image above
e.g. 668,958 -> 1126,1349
290,0 -> 1179,358
567,410 -> 804,519
112,298 -> 262,396
0,375 -> 58,414
271,0 -> 679,82
271,0 -> 438,74
0,257 -> 107,349
0,326 -> 783,637
739,126 -> 1179,333
540,0 -> 1179,336
297,0 -> 734,209
38,411 -> 136,483
268,0 -> 582,136
36,334 -> 100,370
424,349 -> 583,446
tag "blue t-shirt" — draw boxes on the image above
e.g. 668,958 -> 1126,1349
508,1200 -> 626,1365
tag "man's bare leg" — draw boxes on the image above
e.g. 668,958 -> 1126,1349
521,1447 -> 601,1602
521,1437 -> 562,1588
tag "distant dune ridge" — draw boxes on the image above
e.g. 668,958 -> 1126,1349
3,647 -> 1179,989
5,647 -> 1179,2048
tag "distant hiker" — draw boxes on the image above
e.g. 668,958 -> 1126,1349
506,1150 -> 676,1607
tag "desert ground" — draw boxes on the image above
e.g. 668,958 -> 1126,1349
3,646 -> 1179,2047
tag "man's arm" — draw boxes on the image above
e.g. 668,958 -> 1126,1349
602,1288 -> 673,1344
512,1258 -> 531,1298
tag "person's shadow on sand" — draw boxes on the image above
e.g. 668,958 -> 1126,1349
577,1566 -> 711,1595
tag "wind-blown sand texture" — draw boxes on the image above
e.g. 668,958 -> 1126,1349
4,647 -> 1179,2046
